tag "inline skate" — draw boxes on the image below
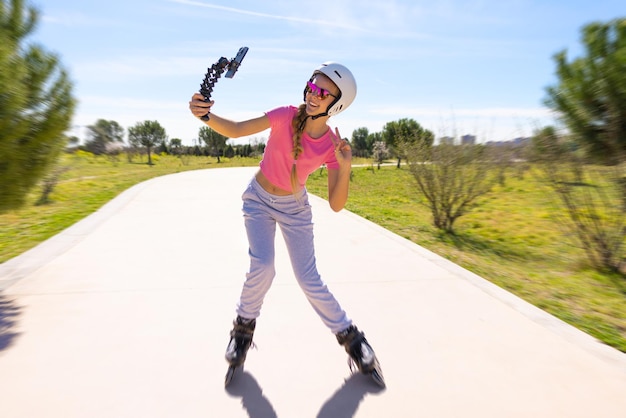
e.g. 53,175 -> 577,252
336,325 -> 385,388
224,316 -> 256,386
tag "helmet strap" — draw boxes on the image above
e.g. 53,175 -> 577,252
303,72 -> 342,120
309,91 -> 342,120
298,114 -> 310,131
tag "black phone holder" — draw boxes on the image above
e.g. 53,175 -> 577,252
199,47 -> 249,121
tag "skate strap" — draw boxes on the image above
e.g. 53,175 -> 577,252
232,323 -> 255,336
338,328 -> 365,347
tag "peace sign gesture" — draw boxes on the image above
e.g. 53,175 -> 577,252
331,127 -> 352,169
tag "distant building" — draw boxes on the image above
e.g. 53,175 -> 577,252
461,134 -> 476,145
485,137 -> 531,147
439,136 -> 455,145
513,137 -> 531,146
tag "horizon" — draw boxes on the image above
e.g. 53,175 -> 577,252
34,0 -> 624,145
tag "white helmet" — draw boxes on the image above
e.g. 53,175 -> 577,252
305,62 -> 357,117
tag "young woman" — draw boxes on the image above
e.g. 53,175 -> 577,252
188,62 -> 384,387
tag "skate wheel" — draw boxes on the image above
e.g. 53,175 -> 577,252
371,368 -> 386,388
225,366 -> 237,387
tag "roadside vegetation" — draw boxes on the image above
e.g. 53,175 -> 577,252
1,3 -> 624,352
308,164 -> 626,353
1,152 -> 624,352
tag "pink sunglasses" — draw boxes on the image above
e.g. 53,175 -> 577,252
306,81 -> 337,100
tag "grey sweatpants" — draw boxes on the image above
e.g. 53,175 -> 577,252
235,177 -> 352,334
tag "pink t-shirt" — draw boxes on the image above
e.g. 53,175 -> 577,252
260,106 -> 339,191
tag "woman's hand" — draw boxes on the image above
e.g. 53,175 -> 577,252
189,93 -> 213,119
327,127 -> 352,212
331,127 -> 352,169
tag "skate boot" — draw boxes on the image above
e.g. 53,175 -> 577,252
224,316 -> 256,386
336,325 -> 385,387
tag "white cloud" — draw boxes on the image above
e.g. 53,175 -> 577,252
169,0 -> 366,31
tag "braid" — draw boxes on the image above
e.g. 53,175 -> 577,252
290,104 -> 308,193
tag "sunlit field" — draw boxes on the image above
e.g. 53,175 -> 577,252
1,153 -> 625,352
307,164 -> 626,352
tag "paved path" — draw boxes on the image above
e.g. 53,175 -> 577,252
1,167 -> 625,418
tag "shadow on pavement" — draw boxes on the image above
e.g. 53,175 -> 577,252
316,373 -> 386,418
0,294 -> 22,351
225,370 -> 278,418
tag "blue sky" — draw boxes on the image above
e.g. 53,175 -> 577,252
34,0 -> 624,145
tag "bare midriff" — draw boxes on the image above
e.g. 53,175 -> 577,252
255,170 -> 292,196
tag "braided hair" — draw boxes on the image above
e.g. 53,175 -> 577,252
290,104 -> 309,193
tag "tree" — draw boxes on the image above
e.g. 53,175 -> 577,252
367,132 -> 382,154
381,118 -> 434,168
372,141 -> 389,169
170,138 -> 182,155
84,119 -> 124,155
406,142 -> 506,233
199,126 -> 228,162
128,120 -> 167,165
531,126 -> 625,274
251,137 -> 266,157
0,0 -> 75,213
67,135 -> 79,149
351,127 -> 371,157
224,144 -> 235,158
544,18 -> 626,165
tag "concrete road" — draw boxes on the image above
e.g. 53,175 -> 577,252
1,167 -> 625,417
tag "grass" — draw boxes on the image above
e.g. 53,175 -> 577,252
307,164 -> 626,352
1,154 -> 625,352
